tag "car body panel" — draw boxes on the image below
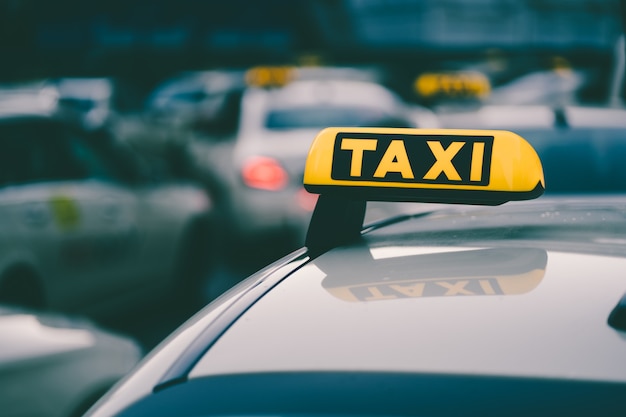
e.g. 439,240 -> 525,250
190,198 -> 626,382
99,372 -> 626,417
0,305 -> 141,417
193,246 -> 626,382
87,249 -> 310,417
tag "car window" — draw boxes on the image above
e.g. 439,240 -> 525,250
0,119 -> 129,187
57,97 -> 97,112
66,132 -> 127,182
0,120 -> 86,186
265,106 -> 413,130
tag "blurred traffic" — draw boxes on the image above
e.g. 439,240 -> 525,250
0,89 -> 216,317
0,0 -> 625,416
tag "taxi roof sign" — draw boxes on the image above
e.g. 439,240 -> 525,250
304,127 -> 544,205
304,127 -> 545,254
414,71 -> 491,99
245,66 -> 296,88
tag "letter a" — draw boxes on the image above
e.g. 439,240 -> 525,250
373,140 -> 415,179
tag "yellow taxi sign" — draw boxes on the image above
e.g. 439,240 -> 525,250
414,71 -> 491,99
245,66 -> 296,87
304,127 -> 544,205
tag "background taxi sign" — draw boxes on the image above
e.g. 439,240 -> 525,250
245,66 -> 296,88
414,71 -> 491,99
304,127 -> 544,206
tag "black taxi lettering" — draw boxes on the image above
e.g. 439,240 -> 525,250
332,133 -> 493,185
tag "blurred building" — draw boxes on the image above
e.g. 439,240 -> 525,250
0,0 -> 623,103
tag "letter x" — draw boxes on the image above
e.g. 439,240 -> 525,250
423,141 -> 464,181
436,280 -> 473,295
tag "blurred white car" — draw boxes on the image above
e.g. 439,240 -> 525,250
144,70 -> 246,135
52,78 -> 117,132
0,102 -> 216,319
436,104 -> 626,194
438,104 -> 626,130
0,304 -> 141,417
190,74 -> 439,254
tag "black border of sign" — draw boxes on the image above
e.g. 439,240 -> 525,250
331,132 -> 494,186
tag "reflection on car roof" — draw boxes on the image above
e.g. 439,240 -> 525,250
190,198 -> 626,382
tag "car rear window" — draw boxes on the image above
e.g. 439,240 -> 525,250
265,106 -> 412,130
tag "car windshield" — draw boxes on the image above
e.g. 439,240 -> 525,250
265,106 -> 411,130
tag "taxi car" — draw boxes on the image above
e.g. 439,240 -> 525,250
52,77 -> 117,132
86,127 -> 626,416
0,93 -> 215,318
0,304 -> 141,417
190,67 -> 439,256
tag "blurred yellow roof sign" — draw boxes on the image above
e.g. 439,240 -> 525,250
245,66 -> 296,87
414,71 -> 491,99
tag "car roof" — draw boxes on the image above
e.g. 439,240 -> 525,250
53,77 -> 113,100
188,197 -> 626,383
245,78 -> 402,110
0,85 -> 58,119
438,104 -> 626,129
237,79 -> 414,139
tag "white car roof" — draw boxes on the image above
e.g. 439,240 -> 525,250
247,79 -> 400,109
189,198 -> 626,383
0,90 -> 58,119
237,79 -> 409,138
439,105 -> 626,129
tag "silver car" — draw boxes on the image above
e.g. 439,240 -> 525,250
0,103 -> 216,319
220,76 -> 439,252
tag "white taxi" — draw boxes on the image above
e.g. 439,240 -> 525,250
209,67 -> 439,253
0,98 -> 215,319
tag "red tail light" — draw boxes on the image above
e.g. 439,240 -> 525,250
241,156 -> 289,191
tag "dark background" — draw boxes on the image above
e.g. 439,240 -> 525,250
1,0 -> 624,106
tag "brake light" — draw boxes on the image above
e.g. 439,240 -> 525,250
296,187 -> 318,211
241,156 -> 288,191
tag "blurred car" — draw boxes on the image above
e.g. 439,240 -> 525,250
144,70 -> 246,136
85,127 -> 626,417
436,104 -> 626,195
0,99 -> 216,319
51,78 -> 117,132
0,304 -> 141,417
486,68 -> 588,106
437,103 -> 626,130
123,70 -> 247,209
187,69 -> 440,256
